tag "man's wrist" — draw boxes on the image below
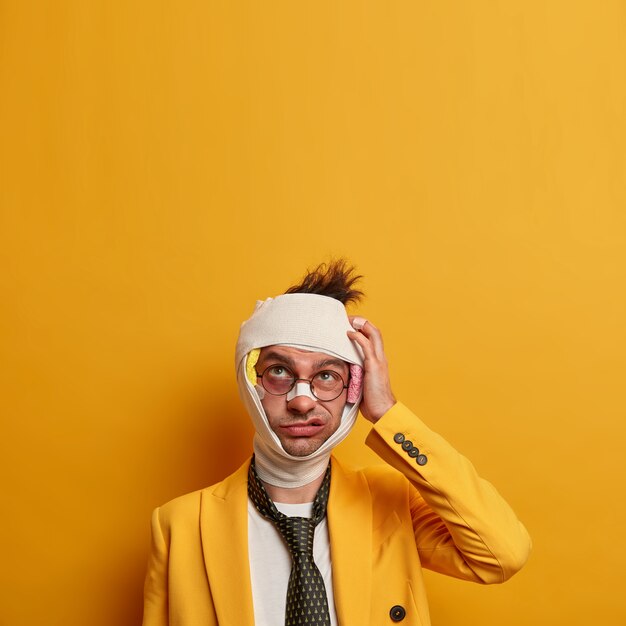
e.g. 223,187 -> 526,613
366,398 -> 397,424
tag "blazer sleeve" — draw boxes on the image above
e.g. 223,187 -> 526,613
142,507 -> 169,626
366,402 -> 532,584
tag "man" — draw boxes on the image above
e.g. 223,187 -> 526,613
142,261 -> 531,626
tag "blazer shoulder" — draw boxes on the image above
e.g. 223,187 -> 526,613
155,458 -> 251,529
158,487 -> 203,517
336,459 -> 412,512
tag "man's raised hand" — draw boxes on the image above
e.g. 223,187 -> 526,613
347,317 -> 396,423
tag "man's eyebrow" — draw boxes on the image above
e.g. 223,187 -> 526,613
312,357 -> 348,371
258,351 -> 297,368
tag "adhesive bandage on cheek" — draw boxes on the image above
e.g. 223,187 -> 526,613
286,381 -> 316,402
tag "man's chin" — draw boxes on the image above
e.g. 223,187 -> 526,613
280,438 -> 325,457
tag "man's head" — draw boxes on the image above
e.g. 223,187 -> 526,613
256,260 -> 362,455
235,259 -> 365,487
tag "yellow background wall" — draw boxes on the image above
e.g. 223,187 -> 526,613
1,2 -> 624,625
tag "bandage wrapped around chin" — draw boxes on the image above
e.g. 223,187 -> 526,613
235,293 -> 364,488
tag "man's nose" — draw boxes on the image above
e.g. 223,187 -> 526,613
286,381 -> 317,412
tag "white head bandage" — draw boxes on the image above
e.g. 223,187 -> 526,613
236,293 -> 363,488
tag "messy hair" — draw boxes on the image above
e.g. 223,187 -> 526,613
284,259 -> 364,305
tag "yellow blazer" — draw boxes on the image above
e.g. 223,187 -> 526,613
143,403 -> 531,626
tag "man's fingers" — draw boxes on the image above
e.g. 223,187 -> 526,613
350,316 -> 368,331
348,329 -> 387,369
347,329 -> 375,361
349,318 -> 385,360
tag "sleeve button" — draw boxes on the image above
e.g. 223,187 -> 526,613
389,605 -> 406,621
408,447 -> 419,458
393,433 -> 405,444
401,440 -> 413,451
416,454 -> 428,466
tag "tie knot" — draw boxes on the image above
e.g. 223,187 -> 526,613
277,517 -> 315,556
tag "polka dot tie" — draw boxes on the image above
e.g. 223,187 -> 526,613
248,459 -> 332,626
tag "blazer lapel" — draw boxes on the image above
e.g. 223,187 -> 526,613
200,460 -> 255,626
328,456 -> 373,626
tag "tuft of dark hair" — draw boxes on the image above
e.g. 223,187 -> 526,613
284,259 -> 364,305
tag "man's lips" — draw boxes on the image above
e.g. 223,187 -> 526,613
278,420 -> 325,437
